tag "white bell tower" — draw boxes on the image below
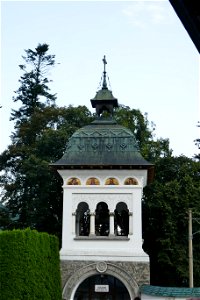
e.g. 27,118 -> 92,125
53,56 -> 154,300
58,169 -> 150,262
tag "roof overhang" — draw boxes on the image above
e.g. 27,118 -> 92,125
169,0 -> 200,53
50,163 -> 154,184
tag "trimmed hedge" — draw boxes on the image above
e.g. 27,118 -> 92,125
0,228 -> 62,300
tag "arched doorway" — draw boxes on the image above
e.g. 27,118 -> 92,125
74,274 -> 131,300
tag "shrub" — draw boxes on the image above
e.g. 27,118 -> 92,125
0,228 -> 62,300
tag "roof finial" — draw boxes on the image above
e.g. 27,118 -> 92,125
103,55 -> 107,72
102,55 -> 108,89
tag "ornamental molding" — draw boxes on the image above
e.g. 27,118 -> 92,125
96,261 -> 107,273
73,128 -> 134,138
66,135 -> 139,153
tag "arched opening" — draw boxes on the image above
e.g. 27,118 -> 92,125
95,202 -> 109,236
74,274 -> 131,300
76,202 -> 90,236
114,202 -> 129,236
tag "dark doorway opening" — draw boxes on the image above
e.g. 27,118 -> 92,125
74,274 -> 131,300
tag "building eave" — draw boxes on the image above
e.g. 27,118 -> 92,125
169,0 -> 200,53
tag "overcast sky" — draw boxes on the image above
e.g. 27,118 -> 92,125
1,0 -> 199,158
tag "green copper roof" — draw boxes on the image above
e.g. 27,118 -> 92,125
52,56 -> 154,180
91,88 -> 117,102
53,118 -> 153,170
140,285 -> 200,297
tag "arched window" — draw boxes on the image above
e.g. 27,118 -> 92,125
67,177 -> 81,185
86,177 -> 100,185
76,202 -> 90,236
114,202 -> 129,236
124,177 -> 138,185
105,177 -> 119,185
95,202 -> 109,236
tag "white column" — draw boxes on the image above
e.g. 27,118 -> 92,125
89,212 -> 96,236
133,188 -> 143,251
109,212 -> 115,237
72,212 -> 76,235
129,212 -> 133,235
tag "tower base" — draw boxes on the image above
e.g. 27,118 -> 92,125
61,260 -> 150,300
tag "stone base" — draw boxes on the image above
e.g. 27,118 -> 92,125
61,260 -> 150,300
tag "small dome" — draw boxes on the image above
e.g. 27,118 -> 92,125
53,118 -> 152,168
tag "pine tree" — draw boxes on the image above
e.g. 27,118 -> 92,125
0,45 -> 94,239
0,44 -> 63,235
11,43 -> 56,122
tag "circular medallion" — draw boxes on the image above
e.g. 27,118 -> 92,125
96,262 -> 107,273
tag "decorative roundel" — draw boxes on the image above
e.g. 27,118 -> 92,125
96,261 -> 107,273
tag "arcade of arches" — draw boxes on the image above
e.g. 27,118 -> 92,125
75,201 -> 130,237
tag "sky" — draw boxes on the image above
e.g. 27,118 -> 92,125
1,0 -> 199,158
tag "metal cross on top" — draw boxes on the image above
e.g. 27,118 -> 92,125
102,55 -> 107,73
102,55 -> 108,89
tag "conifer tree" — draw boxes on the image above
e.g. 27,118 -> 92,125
0,44 -> 94,238
0,44 -> 63,235
11,43 -> 56,123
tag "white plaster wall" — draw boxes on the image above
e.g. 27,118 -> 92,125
59,169 -> 149,262
72,192 -> 132,211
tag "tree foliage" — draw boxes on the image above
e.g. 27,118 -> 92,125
194,121 -> 200,160
0,44 -> 93,238
114,105 -> 172,163
11,43 -> 56,124
143,156 -> 200,286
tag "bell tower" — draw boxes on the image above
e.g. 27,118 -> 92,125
52,57 -> 154,300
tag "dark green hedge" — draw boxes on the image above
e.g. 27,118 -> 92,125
0,228 -> 62,300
